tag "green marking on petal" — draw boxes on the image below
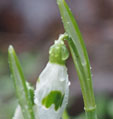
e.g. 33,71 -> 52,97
42,91 -> 64,111
49,34 -> 69,65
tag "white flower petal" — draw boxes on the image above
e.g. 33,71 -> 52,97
34,62 -> 69,119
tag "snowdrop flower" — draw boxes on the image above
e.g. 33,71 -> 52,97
34,34 -> 70,119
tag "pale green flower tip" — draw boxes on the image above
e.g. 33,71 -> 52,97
49,34 -> 69,65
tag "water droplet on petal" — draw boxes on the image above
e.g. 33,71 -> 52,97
68,81 -> 71,86
59,78 -> 65,82
61,46 -> 69,61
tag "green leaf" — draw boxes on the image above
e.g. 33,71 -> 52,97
57,0 -> 97,118
8,45 -> 34,119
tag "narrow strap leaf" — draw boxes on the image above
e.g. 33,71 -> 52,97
57,0 -> 97,119
8,45 -> 34,119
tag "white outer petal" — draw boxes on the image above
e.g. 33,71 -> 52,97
34,62 -> 69,119
12,105 -> 24,119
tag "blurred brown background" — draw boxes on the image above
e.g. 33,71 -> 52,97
0,0 -> 113,119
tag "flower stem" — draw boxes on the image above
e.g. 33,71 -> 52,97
85,109 -> 97,119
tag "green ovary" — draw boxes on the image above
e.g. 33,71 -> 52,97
49,34 -> 69,65
42,91 -> 64,111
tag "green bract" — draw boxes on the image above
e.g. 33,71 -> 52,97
49,34 -> 69,65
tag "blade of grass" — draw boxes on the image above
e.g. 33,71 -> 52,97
57,0 -> 97,119
8,45 -> 34,119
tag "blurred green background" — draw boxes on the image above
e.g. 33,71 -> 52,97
0,0 -> 113,119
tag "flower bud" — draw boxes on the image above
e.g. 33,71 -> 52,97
34,34 -> 70,119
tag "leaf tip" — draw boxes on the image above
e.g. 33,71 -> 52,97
8,45 -> 14,54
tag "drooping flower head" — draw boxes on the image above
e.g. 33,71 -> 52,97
35,34 -> 70,119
